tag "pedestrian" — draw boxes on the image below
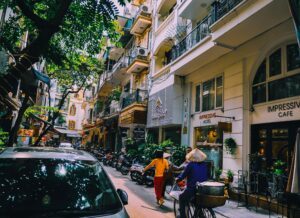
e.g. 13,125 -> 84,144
176,148 -> 208,218
143,149 -> 169,206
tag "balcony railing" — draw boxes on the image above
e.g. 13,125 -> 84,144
169,0 -> 243,62
121,89 -> 148,109
171,15 -> 212,61
111,55 -> 129,73
212,0 -> 243,22
104,100 -> 121,116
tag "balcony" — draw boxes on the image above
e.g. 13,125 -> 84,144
130,5 -> 152,36
104,100 -> 121,116
126,47 -> 149,74
97,71 -> 113,97
119,89 -> 148,126
121,89 -> 148,109
171,14 -> 212,61
110,55 -> 130,81
179,0 -> 214,21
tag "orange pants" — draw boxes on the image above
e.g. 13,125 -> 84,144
154,176 -> 165,201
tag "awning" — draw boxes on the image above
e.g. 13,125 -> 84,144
54,128 -> 82,138
32,68 -> 50,86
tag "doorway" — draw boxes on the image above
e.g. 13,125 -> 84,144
251,120 -> 300,172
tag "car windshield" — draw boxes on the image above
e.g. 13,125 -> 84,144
0,158 -> 122,216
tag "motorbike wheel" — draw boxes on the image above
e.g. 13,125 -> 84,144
145,179 -> 154,187
121,168 -> 129,175
136,172 -> 144,185
130,172 -> 137,181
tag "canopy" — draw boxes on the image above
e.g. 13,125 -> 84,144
32,68 -> 50,86
54,128 -> 82,138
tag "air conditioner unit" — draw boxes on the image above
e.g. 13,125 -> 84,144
140,5 -> 149,13
137,47 -> 148,57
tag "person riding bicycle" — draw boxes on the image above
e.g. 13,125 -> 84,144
175,148 -> 208,218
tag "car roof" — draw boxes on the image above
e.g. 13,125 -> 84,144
0,147 -> 97,162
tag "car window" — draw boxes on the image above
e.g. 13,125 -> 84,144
0,159 -> 123,216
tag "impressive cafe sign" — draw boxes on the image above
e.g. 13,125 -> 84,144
267,101 -> 300,118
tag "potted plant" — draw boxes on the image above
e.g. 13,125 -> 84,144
224,137 -> 237,155
226,170 -> 234,183
214,167 -> 222,181
273,160 -> 286,176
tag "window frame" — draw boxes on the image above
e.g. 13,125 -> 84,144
194,74 -> 224,113
252,42 -> 300,105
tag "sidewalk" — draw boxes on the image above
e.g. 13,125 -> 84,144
214,200 -> 281,218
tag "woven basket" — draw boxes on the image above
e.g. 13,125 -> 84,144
195,193 -> 227,208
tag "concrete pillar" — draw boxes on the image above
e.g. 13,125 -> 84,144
158,127 -> 163,143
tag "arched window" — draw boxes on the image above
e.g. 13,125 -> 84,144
69,104 -> 76,116
252,43 -> 300,105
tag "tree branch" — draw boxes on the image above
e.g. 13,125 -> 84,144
16,0 -> 52,29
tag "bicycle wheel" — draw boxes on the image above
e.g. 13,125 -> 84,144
173,199 -> 180,217
174,200 -> 196,218
194,207 -> 216,218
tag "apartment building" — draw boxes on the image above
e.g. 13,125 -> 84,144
85,0 -> 152,151
149,0 -> 300,178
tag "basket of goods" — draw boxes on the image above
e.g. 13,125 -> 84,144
195,181 -> 227,208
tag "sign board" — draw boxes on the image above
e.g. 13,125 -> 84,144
252,99 -> 300,124
152,97 -> 167,120
218,122 -> 232,132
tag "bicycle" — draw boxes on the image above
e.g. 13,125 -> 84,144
170,182 -> 219,218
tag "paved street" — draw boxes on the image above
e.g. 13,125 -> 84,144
104,165 -> 280,218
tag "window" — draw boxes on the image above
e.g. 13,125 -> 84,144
195,75 -> 223,112
216,76 -> 223,108
68,120 -> 75,130
202,79 -> 215,111
252,43 -> 300,105
69,104 -> 76,116
195,85 -> 201,112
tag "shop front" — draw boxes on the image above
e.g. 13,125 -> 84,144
147,83 -> 183,146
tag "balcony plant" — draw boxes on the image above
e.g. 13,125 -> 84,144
273,160 -> 286,176
109,87 -> 121,102
224,137 -> 237,155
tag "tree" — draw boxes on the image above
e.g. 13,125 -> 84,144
0,0 -> 126,146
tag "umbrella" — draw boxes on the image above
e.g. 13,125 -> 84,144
287,128 -> 300,194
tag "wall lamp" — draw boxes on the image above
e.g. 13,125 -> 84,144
250,105 -> 255,112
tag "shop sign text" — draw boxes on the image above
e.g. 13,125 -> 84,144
267,101 -> 300,118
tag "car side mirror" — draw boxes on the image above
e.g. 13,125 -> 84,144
117,189 -> 128,205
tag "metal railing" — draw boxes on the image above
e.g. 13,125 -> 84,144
121,89 -> 148,109
170,15 -> 212,61
111,55 -> 129,73
169,0 -> 243,62
212,0 -> 243,22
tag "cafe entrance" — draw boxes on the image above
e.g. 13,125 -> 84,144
251,120 -> 300,172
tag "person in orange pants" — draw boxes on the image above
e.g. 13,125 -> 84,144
143,150 -> 169,206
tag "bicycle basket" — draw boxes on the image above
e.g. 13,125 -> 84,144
195,193 -> 227,208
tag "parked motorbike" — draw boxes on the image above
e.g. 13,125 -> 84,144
120,155 -> 134,175
116,153 -> 125,171
135,167 -> 155,187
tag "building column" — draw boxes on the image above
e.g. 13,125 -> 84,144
158,127 -> 163,143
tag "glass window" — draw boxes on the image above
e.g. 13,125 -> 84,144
287,44 -> 300,71
269,49 -> 281,77
269,73 -> 300,101
0,159 -> 122,216
253,60 -> 266,85
202,79 -> 215,111
195,85 -> 201,112
216,76 -> 223,108
252,84 -> 266,104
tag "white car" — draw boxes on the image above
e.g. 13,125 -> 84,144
59,142 -> 73,149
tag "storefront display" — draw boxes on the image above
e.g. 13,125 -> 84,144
194,125 -> 223,168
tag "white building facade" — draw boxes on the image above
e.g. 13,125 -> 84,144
149,0 -> 300,174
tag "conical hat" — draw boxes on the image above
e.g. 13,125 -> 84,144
186,148 -> 207,162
